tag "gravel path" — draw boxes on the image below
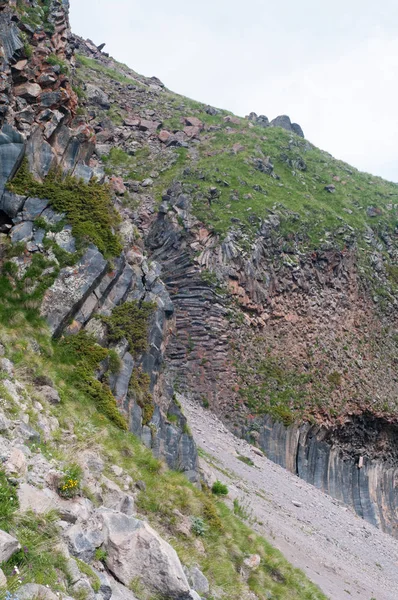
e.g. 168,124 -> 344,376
180,396 -> 398,600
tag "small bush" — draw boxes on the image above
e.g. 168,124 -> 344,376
237,454 -> 254,466
212,480 -> 229,496
191,516 -> 207,537
58,464 -> 82,499
100,300 -> 156,356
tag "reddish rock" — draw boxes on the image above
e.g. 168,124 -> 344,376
110,176 -> 126,195
183,125 -> 201,138
139,119 -> 161,132
224,115 -> 241,125
14,82 -> 42,100
184,116 -> 203,129
124,117 -> 141,127
158,130 -> 171,143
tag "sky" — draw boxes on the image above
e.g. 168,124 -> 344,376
69,0 -> 398,182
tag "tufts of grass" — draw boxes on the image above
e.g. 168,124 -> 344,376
9,159 -> 122,258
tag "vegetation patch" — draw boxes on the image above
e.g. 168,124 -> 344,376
57,331 -> 128,430
0,469 -> 19,532
100,300 -> 156,356
9,160 -> 122,258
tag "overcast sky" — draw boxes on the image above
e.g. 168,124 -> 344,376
70,0 -> 398,182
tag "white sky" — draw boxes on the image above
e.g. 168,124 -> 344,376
70,0 -> 398,182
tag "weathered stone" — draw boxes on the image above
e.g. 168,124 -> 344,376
14,82 -> 42,100
17,584 -> 58,600
243,554 -> 261,569
184,116 -> 203,129
109,578 -> 139,600
158,129 -> 171,143
41,245 -> 108,336
100,509 -> 191,597
0,529 -> 20,562
93,568 -> 112,600
0,568 -> 6,588
65,523 -> 104,562
10,221 -> 33,243
0,124 -> 25,197
22,197 -> 49,220
0,190 -> 26,218
26,127 -> 57,180
6,447 -> 27,477
86,83 -> 110,109
37,385 -> 61,405
187,565 -> 210,595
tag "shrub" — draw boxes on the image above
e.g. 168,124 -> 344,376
191,516 -> 207,537
129,368 -> 154,426
212,480 -> 229,496
57,331 -> 128,430
94,548 -> 108,562
9,160 -> 122,258
100,300 -> 156,356
58,464 -> 82,499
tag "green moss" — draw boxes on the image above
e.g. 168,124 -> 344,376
57,332 -> 128,430
129,368 -> 154,426
100,300 -> 156,356
9,160 -> 122,258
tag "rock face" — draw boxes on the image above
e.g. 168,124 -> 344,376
0,124 -> 24,197
100,509 -> 192,598
240,414 -> 398,537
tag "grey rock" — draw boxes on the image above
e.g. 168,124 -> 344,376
0,567 -> 6,588
93,568 -> 112,600
0,191 -> 26,218
26,127 -> 57,180
109,352 -> 134,403
65,523 -> 104,562
71,577 -> 96,600
10,221 -> 33,243
0,358 -> 14,378
17,584 -> 58,600
188,566 -> 210,595
73,162 -> 93,183
0,529 -> 20,562
0,14 -> 23,61
0,124 -> 25,198
18,422 -> 41,443
37,385 -> 61,405
86,84 -> 111,109
41,245 -> 108,336
100,508 -> 191,597
22,197 -> 49,220
109,577 -> 139,600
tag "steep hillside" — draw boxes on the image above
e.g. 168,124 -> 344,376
69,35 -> 398,532
0,0 -> 397,599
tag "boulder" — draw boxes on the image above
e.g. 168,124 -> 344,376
0,191 -> 26,218
100,509 -> 191,598
6,447 -> 27,477
10,221 -> 33,243
37,385 -> 61,405
86,84 -> 111,109
22,197 -> 49,220
109,577 -> 139,600
40,244 -> 108,336
14,83 -> 42,101
64,522 -> 104,562
0,529 -> 20,562
0,124 -> 25,198
187,565 -> 210,595
17,584 -> 58,600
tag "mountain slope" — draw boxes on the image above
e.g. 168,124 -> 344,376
0,1 -> 397,599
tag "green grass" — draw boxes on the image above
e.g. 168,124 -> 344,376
76,53 -> 143,86
9,160 -> 122,258
0,314 -> 327,600
1,511 -> 69,597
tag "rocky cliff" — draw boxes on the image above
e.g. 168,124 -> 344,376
0,1 -> 396,597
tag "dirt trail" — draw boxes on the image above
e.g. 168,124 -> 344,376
180,395 -> 398,600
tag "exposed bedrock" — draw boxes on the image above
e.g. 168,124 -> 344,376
239,414 -> 398,536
